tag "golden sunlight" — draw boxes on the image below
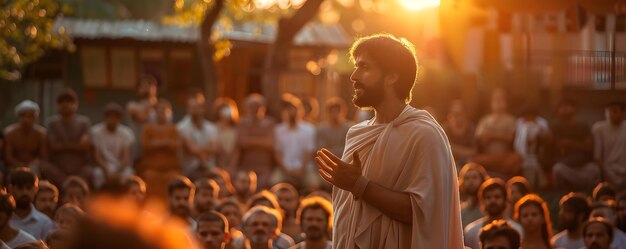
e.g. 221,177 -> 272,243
398,0 -> 440,11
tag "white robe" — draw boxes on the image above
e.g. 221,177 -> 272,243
332,105 -> 464,249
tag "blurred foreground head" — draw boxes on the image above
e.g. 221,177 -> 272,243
61,195 -> 200,249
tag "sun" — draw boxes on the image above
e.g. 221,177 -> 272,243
398,0 -> 441,11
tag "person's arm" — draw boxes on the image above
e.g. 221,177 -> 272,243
316,149 -> 413,224
5,136 -> 24,167
93,145 -> 110,177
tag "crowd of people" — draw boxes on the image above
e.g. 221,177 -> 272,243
0,76 -> 624,248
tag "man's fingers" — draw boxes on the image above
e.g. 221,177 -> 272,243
318,169 -> 333,184
315,157 -> 334,173
320,148 -> 344,165
317,150 -> 338,167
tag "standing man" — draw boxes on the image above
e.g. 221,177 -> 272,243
177,96 -> 218,179
8,168 -> 54,240
314,34 -> 464,248
233,94 -> 276,189
592,101 -> 626,187
45,89 -> 92,186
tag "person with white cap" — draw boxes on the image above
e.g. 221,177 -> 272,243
3,100 -> 48,176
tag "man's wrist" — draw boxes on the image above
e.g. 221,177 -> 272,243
351,175 -> 369,200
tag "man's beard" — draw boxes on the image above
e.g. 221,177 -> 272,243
587,242 -> 603,249
195,202 -> 213,214
16,196 -> 32,210
485,203 -> 505,217
249,231 -> 269,244
559,219 -> 579,232
352,80 -> 384,108
172,205 -> 190,218
305,226 -> 325,241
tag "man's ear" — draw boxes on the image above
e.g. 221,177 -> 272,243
384,73 -> 398,86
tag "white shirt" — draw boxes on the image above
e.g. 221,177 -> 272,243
552,230 -> 584,249
592,120 -> 626,185
10,205 -> 55,240
0,242 -> 10,249
464,217 -> 524,249
274,122 -> 316,170
5,229 -> 37,248
177,116 -> 218,170
91,123 -> 135,172
612,228 -> 626,249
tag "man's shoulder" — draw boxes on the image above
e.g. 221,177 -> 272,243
464,217 -> 487,233
7,229 -> 37,246
592,120 -> 610,132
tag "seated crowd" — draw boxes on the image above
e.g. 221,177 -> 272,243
0,84 -> 624,249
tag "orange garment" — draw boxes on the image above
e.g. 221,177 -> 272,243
139,123 -> 182,202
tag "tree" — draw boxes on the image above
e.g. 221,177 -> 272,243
0,0 -> 72,81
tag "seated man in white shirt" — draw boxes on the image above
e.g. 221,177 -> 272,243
0,190 -> 37,248
465,178 -> 524,249
8,167 -> 54,240
91,103 -> 135,188
291,196 -> 333,249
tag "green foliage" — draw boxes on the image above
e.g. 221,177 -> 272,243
0,0 -> 73,81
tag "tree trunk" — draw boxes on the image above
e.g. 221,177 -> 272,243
198,0 -> 225,104
262,0 -> 325,116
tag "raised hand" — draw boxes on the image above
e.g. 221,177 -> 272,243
315,148 -> 362,191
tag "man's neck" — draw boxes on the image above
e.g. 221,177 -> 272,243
329,118 -> 344,127
18,125 -> 34,133
610,120 -> 624,128
191,116 -> 203,128
373,99 -> 406,124
14,206 -> 32,218
567,226 -> 583,240
0,225 -> 18,242
306,238 -> 329,249
487,214 -> 505,222
60,113 -> 75,121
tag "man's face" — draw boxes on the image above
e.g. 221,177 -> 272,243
281,106 -> 299,124
482,188 -> 506,217
584,223 -> 612,249
508,185 -> 524,205
490,92 -> 507,113
350,53 -> 386,109
195,188 -> 216,214
234,173 -> 251,195
559,205 -> 581,231
244,213 -> 277,245
188,99 -> 205,118
11,184 -> 37,210
606,106 -> 624,125
590,207 -> 616,225
18,111 -> 37,128
55,211 -> 78,230
482,235 -> 512,249
197,221 -> 227,249
62,186 -> 86,208
104,113 -> 120,130
447,102 -> 466,124
275,189 -> 298,216
301,208 -> 328,241
519,204 -> 543,233
35,190 -> 57,217
558,104 -> 576,119
57,100 -> 77,116
221,204 -> 241,229
462,170 -> 483,196
169,188 -> 192,218
126,184 -> 146,203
